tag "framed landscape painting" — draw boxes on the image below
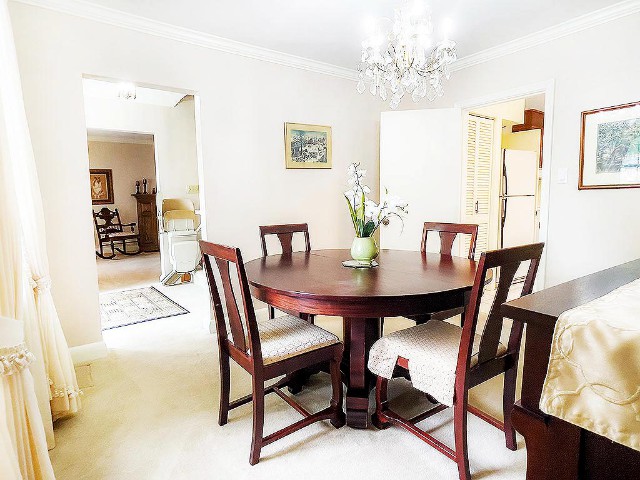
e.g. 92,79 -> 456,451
284,122 -> 332,169
579,101 -> 640,189
89,168 -> 114,204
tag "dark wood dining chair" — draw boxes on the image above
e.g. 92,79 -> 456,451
200,240 -> 345,465
369,242 -> 544,480
259,223 -> 314,322
409,222 -> 480,325
421,222 -> 478,260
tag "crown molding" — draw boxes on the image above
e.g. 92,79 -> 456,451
11,0 -> 359,81
11,0 -> 640,79
451,0 -> 640,71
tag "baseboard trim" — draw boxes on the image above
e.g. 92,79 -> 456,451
70,341 -> 108,365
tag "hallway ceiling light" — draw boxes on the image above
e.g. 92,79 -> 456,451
357,1 -> 457,109
117,82 -> 137,100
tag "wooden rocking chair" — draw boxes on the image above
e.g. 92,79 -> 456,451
93,207 -> 141,259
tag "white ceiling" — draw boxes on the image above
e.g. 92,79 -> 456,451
75,0 -> 622,68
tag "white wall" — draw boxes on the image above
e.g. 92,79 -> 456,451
405,12 -> 640,287
10,3 -> 381,347
164,96 -> 200,208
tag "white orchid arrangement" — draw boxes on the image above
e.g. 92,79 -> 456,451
344,163 -> 408,238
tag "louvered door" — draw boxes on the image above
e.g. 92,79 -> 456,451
462,114 -> 494,259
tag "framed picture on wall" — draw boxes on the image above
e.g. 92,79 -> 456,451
579,101 -> 640,189
89,168 -> 114,204
284,122 -> 332,169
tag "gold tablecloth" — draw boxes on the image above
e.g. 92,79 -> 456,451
540,278 -> 640,451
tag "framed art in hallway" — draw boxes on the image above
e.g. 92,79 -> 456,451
89,168 -> 114,204
284,122 -> 332,169
579,101 -> 640,189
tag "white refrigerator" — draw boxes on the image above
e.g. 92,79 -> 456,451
500,150 -> 538,250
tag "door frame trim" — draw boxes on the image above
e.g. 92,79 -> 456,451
455,79 -> 556,290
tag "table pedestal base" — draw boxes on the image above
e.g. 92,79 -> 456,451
343,317 -> 381,429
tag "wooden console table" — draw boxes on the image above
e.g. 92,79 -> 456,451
502,260 -> 640,480
132,193 -> 159,252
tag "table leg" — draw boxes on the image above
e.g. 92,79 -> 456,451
343,317 -> 381,429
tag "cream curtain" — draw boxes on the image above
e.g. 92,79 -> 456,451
0,0 -> 81,424
0,114 -> 54,477
1,316 -> 55,480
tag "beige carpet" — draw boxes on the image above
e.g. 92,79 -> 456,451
49,274 -> 527,479
96,252 -> 161,292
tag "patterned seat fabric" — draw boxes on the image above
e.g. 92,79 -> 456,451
368,321 -> 506,406
256,315 -> 339,365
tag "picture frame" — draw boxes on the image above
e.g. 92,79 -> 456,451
89,168 -> 114,204
284,122 -> 332,169
579,101 -> 640,190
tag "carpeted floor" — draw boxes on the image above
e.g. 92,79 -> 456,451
50,274 -> 527,480
96,252 -> 161,292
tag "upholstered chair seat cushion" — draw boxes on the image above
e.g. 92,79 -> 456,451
368,321 -> 506,406
256,315 -> 339,365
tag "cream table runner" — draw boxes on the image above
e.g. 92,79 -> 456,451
540,278 -> 640,451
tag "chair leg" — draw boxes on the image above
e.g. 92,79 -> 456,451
329,350 -> 346,428
453,392 -> 471,480
249,375 -> 265,466
372,375 -> 392,429
300,312 -> 315,325
268,305 -> 275,320
218,351 -> 230,426
503,365 -> 518,451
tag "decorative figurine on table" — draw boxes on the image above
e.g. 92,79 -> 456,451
343,162 -> 408,267
135,180 -> 140,194
142,178 -> 148,194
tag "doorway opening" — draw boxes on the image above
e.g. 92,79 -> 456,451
82,77 -> 206,330
460,87 -> 551,287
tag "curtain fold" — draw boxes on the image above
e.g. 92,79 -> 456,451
0,317 -> 56,480
0,0 -> 81,425
0,114 -> 55,476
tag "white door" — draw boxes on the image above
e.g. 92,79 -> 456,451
462,114 -> 494,259
379,109 -> 462,252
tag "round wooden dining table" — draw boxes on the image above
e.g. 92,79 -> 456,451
244,248 -> 477,428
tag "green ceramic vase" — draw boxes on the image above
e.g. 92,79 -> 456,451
350,236 -> 379,263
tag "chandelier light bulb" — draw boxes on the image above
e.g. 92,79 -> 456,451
356,1 -> 457,109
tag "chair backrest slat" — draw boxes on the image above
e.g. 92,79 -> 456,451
260,223 -> 311,257
215,257 -> 248,353
421,222 -> 479,260
460,242 -> 544,369
93,207 -> 125,236
200,240 -> 261,361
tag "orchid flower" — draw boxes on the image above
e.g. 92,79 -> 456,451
344,162 -> 407,238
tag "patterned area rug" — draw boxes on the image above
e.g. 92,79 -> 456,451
100,286 -> 189,330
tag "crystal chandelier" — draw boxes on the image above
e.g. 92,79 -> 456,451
357,2 -> 457,109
